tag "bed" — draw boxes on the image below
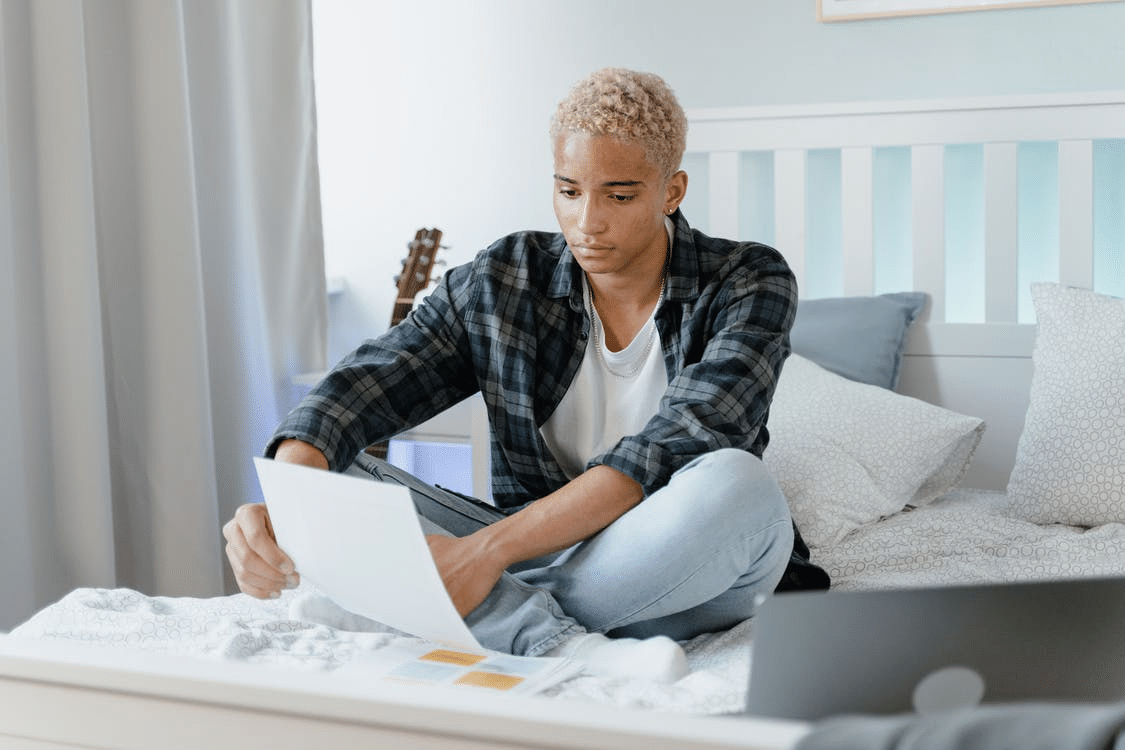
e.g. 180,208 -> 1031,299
2,90 -> 1124,749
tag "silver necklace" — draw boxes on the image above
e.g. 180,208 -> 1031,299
585,264 -> 667,379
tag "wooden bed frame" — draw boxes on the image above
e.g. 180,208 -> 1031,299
0,638 -> 806,749
2,90 -> 1123,750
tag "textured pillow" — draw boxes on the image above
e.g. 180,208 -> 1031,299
765,355 -> 984,548
1006,283 -> 1125,525
790,292 -> 927,390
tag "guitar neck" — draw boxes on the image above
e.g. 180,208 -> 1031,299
390,299 -> 417,328
391,227 -> 443,327
367,227 -> 443,460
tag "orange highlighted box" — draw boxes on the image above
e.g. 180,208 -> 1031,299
419,649 -> 486,667
455,671 -> 525,690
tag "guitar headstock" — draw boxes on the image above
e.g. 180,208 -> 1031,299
391,227 -> 443,327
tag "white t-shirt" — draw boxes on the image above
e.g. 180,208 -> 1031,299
539,220 -> 673,479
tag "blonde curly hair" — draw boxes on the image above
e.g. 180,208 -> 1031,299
550,68 -> 687,180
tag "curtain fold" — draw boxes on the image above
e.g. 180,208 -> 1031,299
0,0 -> 326,630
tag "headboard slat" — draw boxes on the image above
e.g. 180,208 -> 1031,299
984,142 -> 1020,323
773,149 -> 808,292
841,146 -> 875,296
1058,139 -> 1096,289
707,151 -> 740,241
910,144 -> 946,323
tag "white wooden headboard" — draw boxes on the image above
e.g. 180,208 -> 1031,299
683,91 -> 1125,490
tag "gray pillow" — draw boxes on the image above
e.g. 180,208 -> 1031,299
789,292 -> 927,390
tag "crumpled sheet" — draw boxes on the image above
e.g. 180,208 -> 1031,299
9,584 -> 753,715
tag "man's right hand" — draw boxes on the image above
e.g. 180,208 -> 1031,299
223,439 -> 328,598
223,502 -> 297,598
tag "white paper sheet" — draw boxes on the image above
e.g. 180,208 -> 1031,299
253,457 -> 481,649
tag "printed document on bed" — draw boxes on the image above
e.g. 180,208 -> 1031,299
337,640 -> 583,696
253,457 -> 481,650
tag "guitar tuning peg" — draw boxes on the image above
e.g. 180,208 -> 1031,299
393,273 -> 401,285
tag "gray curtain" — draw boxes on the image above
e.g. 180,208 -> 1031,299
0,0 -> 326,629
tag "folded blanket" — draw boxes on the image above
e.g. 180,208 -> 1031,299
796,703 -> 1125,750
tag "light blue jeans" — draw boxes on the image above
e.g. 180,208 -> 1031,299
349,448 -> 793,656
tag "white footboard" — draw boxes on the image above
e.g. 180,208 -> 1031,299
0,638 -> 809,750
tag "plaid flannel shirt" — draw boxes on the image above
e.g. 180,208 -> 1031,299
269,210 -> 798,513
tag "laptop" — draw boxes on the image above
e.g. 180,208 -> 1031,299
746,577 -> 1125,720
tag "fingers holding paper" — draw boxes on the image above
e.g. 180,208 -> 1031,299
223,502 -> 300,598
225,440 -> 325,598
426,533 -> 507,617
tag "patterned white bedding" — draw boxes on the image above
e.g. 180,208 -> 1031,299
814,490 -> 1125,593
9,581 -> 754,715
13,487 -> 1125,717
818,490 -> 1125,592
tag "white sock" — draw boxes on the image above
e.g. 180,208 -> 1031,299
547,632 -> 688,683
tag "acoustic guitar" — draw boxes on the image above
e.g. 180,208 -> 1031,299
366,228 -> 444,459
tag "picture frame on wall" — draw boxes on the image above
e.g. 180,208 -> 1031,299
818,0 -> 1121,21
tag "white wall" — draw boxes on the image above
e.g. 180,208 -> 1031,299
312,0 -> 1125,361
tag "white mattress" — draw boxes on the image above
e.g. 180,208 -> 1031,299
11,489 -> 1125,715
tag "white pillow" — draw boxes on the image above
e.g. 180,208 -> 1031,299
765,355 -> 984,548
1006,283 -> 1125,525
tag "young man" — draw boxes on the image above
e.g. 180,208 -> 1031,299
224,68 -> 827,682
